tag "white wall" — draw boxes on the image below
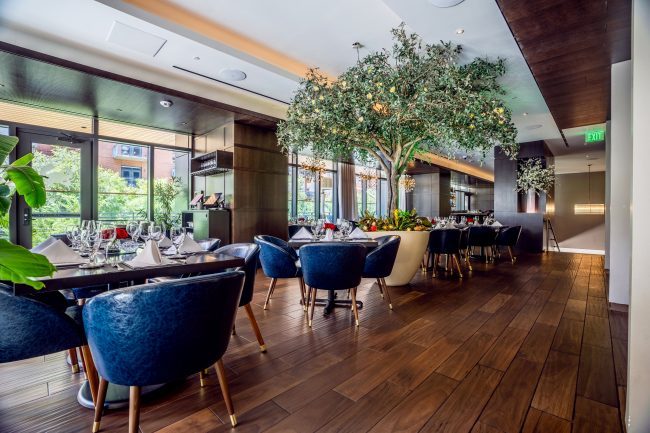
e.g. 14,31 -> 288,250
627,0 -> 650,430
605,120 -> 611,268
609,60 -> 632,305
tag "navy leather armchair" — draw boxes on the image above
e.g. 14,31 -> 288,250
83,272 -> 245,432
467,226 -> 498,266
254,235 -> 307,312
427,229 -> 463,278
300,243 -> 366,327
362,235 -> 400,310
495,226 -> 522,263
214,243 -> 267,352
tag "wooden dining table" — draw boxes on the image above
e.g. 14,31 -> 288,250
13,249 -> 245,410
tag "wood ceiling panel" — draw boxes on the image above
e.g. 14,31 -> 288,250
497,0 -> 631,130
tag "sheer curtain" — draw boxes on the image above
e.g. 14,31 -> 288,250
338,162 -> 357,220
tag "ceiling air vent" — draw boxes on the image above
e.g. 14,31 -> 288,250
107,21 -> 167,57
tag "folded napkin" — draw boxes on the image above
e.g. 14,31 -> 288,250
324,228 -> 334,241
349,227 -> 369,239
491,221 -> 503,227
31,236 -> 56,254
158,236 -> 173,248
445,221 -> 457,229
178,234 -> 204,253
291,227 -> 312,240
126,240 -> 170,268
38,239 -> 86,266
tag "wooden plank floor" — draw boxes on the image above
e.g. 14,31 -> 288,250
0,252 -> 627,433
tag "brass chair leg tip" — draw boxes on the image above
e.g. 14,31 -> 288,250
203,369 -> 209,375
260,344 -> 267,353
230,414 -> 238,427
92,421 -> 101,432
308,321 -> 313,327
389,304 -> 393,310
355,320 -> 359,326
200,379 -> 205,387
72,365 -> 80,374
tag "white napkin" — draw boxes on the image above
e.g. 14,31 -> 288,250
38,239 -> 86,266
491,221 -> 503,227
127,240 -> 170,268
324,228 -> 334,241
178,234 -> 204,253
291,227 -> 312,240
158,236 -> 173,248
349,227 -> 369,239
31,236 -> 56,253
445,221 -> 457,229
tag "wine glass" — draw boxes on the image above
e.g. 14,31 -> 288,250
149,223 -> 163,243
66,225 -> 80,250
126,221 -> 140,242
170,226 -> 185,256
138,221 -> 151,243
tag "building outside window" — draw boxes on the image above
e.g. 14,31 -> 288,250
121,166 -> 142,187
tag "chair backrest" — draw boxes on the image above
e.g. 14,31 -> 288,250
300,243 -> 366,290
497,226 -> 522,247
254,235 -> 300,279
205,238 -> 222,252
428,229 -> 462,254
363,235 -> 401,279
83,272 -> 245,386
0,287 -> 83,363
214,243 -> 260,306
467,226 -> 497,247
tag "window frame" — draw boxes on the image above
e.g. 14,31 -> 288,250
287,153 -> 338,220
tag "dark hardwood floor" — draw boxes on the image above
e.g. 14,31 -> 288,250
0,252 -> 627,433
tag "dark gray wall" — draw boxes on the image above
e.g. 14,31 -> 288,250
551,171 -> 606,251
408,171 -> 451,217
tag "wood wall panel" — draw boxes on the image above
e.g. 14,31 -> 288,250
232,123 -> 287,242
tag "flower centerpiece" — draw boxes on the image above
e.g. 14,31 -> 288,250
516,158 -> 555,213
359,209 -> 432,232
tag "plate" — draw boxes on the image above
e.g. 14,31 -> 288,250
78,262 -> 105,269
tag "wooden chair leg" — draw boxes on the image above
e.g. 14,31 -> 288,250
215,359 -> 237,427
128,386 -> 141,433
376,278 -> 384,299
244,303 -> 267,352
92,378 -> 109,433
454,254 -> 463,278
68,348 -> 79,374
80,345 -> 99,405
508,246 -> 516,263
432,253 -> 438,277
350,287 -> 360,326
298,277 -> 307,311
199,370 -> 207,387
263,278 -> 277,310
466,248 -> 473,271
381,278 -> 393,310
308,287 -> 317,327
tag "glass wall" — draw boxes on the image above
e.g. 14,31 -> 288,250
320,171 -> 335,221
288,154 -> 337,221
153,148 -> 190,228
355,167 -> 388,217
0,125 -> 9,240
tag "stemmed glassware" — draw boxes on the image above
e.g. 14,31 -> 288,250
126,221 -> 140,242
138,221 -> 151,243
149,223 -> 163,243
169,226 -> 185,257
339,219 -> 351,240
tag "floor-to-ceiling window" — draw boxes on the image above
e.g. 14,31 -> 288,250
288,154 -> 337,221
153,148 -> 190,228
355,166 -> 388,217
0,125 -> 10,240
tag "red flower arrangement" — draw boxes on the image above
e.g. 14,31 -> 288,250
323,222 -> 337,231
102,228 -> 129,239
467,217 -> 474,223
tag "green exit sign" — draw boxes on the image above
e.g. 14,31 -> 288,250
585,129 -> 605,143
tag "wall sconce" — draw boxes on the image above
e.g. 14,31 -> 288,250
574,204 -> 605,215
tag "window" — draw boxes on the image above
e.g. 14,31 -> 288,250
320,171 -> 334,221
98,140 -> 148,223
288,166 -> 293,218
288,154 -> 337,221
121,145 -> 142,158
154,148 -> 189,228
121,166 -> 142,187
0,125 -> 9,240
355,166 -> 387,217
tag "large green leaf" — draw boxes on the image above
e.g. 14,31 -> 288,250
0,196 -> 9,215
0,239 -> 56,289
4,164 -> 46,208
11,153 -> 34,167
0,135 -> 18,164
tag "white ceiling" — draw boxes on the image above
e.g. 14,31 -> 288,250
0,0 -> 571,172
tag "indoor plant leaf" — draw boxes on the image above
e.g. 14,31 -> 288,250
0,196 -> 9,215
0,135 -> 18,164
0,239 -> 56,290
4,164 -> 46,208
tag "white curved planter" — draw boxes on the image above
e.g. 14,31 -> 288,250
366,230 -> 429,286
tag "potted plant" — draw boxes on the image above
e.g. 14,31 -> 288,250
516,158 -> 555,213
278,25 -> 517,285
154,176 -> 182,233
359,209 -> 432,285
0,135 -> 55,289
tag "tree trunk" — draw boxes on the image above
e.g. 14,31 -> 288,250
388,166 -> 400,213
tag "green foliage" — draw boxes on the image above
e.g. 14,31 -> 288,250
516,158 -> 555,196
278,24 -> 518,211
154,176 -> 182,229
358,208 -> 431,232
0,136 -> 55,288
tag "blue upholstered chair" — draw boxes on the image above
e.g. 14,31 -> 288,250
204,238 -> 222,252
83,272 -> 245,433
495,226 -> 522,263
427,229 -> 463,278
467,226 -> 498,267
362,235 -> 400,310
214,243 -> 267,352
300,243 -> 366,327
254,235 -> 307,311
0,284 -> 86,368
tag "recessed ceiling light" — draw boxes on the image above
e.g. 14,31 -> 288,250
456,28 -> 464,35
160,100 -> 173,108
526,124 -> 543,130
523,112 -> 528,116
193,56 -> 200,61
218,69 -> 247,81
429,0 -> 466,7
